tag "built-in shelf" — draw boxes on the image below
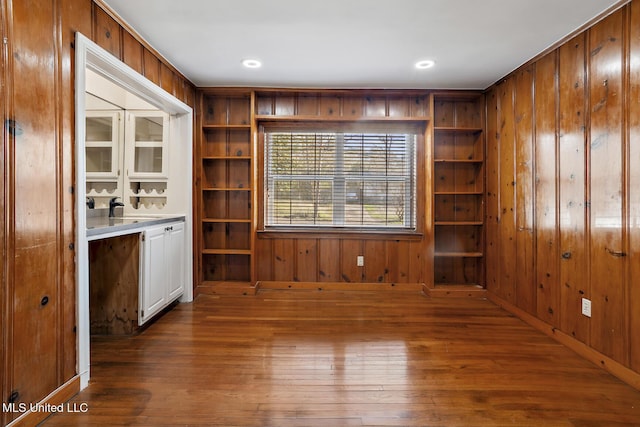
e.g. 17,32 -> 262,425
255,114 -> 428,123
434,252 -> 483,258
203,249 -> 252,255
198,91 -> 254,285
432,92 -> 485,288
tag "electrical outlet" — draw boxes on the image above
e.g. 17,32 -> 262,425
581,298 -> 592,318
357,256 -> 364,267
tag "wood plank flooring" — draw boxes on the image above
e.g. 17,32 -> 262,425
42,290 -> 640,426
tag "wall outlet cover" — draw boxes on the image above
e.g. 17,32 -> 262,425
581,298 -> 592,318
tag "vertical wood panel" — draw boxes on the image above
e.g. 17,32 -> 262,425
408,240 -> 425,284
11,0 -> 59,410
318,239 -> 339,282
485,89 -> 500,294
160,62 -> 175,95
558,34 -> 590,342
364,240 -> 386,283
92,5 -> 121,59
122,31 -> 143,74
341,240 -> 363,282
143,48 -> 160,86
498,78 -> 517,303
589,12 -> 627,363
255,238 -> 273,281
534,52 -> 560,325
629,0 -> 640,373
295,239 -> 317,282
514,66 -> 536,314
273,239 -> 294,281
386,240 -> 410,283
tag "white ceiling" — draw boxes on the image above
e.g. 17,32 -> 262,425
103,0 -> 626,90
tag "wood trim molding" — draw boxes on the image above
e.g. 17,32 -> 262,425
257,281 -> 424,293
487,291 -> 640,391
422,283 -> 487,298
6,376 -> 80,427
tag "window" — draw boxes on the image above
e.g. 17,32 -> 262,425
264,124 -> 418,230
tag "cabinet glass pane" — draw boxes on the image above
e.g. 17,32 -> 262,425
86,147 -> 112,173
134,147 -> 163,173
135,116 -> 163,142
86,116 -> 112,141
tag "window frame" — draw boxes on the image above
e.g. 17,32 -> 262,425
257,121 -> 427,238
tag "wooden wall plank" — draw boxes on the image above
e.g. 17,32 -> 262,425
385,240 -> 410,283
513,66 -> 536,315
588,11 -> 628,363
10,0 -> 60,412
486,2 -> 640,377
341,240 -> 363,282
408,240 -> 425,284
498,78 -> 517,303
273,239 -> 294,281
143,47 -> 160,86
629,0 -> 640,374
160,62 -> 175,96
485,89 -> 500,294
255,238 -> 273,281
93,5 -> 121,59
122,30 -> 143,74
295,239 -> 317,282
318,239 -> 339,282
558,33 -> 590,343
364,240 -> 386,283
534,52 -> 560,325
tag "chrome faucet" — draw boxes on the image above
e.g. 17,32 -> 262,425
108,197 -> 124,218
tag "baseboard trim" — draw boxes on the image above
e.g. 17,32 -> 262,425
7,375 -> 80,427
422,283 -> 487,298
196,281 -> 257,296
487,291 -> 640,391
256,281 -> 424,293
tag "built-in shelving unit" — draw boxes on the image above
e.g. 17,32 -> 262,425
198,90 -> 254,286
432,93 -> 485,287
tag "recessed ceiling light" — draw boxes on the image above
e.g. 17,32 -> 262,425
415,59 -> 435,69
242,59 -> 262,69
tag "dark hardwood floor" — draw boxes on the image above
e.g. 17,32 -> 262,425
42,289 -> 640,426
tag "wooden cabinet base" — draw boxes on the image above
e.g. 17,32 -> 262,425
89,234 -> 140,335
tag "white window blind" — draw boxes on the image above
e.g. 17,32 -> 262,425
264,126 -> 417,230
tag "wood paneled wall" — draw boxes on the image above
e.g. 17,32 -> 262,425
0,1 -> 194,424
254,91 -> 432,286
485,1 -> 640,378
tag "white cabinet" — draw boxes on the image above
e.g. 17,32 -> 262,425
140,220 -> 185,324
126,111 -> 169,179
85,110 -> 122,181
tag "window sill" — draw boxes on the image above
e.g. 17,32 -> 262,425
257,228 -> 423,241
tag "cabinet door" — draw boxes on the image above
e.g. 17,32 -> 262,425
140,225 -> 168,323
126,110 -> 169,179
85,110 -> 122,180
167,222 -> 185,300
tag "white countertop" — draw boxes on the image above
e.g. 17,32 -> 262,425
86,215 -> 185,240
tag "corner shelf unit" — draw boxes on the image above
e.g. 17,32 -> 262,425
198,91 -> 254,285
432,93 -> 485,287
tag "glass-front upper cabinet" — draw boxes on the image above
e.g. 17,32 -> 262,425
85,110 -> 122,180
126,111 -> 169,179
